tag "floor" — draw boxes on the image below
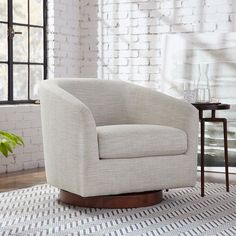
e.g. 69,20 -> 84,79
0,168 -> 46,192
0,168 -> 236,193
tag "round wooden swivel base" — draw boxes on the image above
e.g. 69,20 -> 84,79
59,190 -> 163,209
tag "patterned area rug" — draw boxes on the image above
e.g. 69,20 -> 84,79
1,183 -> 236,236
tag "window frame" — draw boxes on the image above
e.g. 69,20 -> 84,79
0,0 -> 47,105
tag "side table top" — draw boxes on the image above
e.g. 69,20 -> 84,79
192,103 -> 230,111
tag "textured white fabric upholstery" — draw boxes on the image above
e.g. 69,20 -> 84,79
50,78 -> 129,126
97,124 -> 187,159
40,78 -> 199,197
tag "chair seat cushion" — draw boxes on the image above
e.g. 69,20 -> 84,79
97,124 -> 187,159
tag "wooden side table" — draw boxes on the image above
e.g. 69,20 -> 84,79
192,103 -> 230,197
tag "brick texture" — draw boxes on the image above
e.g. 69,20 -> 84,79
80,0 -> 235,89
48,0 -> 80,79
0,105 -> 43,173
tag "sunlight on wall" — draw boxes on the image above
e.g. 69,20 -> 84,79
162,33 -> 236,168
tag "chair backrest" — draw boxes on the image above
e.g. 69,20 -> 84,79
53,78 -> 130,126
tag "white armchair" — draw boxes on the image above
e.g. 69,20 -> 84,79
40,78 -> 198,208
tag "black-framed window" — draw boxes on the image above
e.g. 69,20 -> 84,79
0,0 -> 47,104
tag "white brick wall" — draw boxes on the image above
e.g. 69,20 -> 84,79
0,105 -> 43,173
79,0 -> 98,77
48,0 -> 80,79
79,0 -> 235,88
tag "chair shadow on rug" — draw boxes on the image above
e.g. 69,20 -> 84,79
40,78 -> 198,208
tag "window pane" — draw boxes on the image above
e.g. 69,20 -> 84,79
0,24 -> 7,61
13,65 -> 28,100
0,64 -> 8,101
30,27 -> 43,63
30,0 -> 43,26
13,26 -> 28,62
0,0 -> 7,22
30,65 -> 43,99
13,0 -> 28,24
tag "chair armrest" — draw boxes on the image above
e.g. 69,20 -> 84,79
40,82 -> 99,194
126,84 -> 199,155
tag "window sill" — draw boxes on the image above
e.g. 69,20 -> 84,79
0,100 -> 40,106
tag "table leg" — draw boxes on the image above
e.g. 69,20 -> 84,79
223,119 -> 229,192
201,120 -> 205,197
